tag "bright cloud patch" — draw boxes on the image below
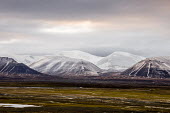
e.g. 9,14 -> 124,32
41,21 -> 94,34
0,39 -> 20,44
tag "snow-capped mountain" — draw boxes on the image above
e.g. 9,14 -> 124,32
55,50 -> 145,71
0,54 -> 50,66
55,50 -> 103,64
1,50 -> 145,73
0,57 -> 41,75
97,51 -> 145,71
122,56 -> 170,78
11,55 -> 45,65
30,56 -> 102,76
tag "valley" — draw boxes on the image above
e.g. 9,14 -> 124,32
1,0 -> 170,112
0,82 -> 170,113
1,51 -> 170,113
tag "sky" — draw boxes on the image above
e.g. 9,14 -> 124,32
0,0 -> 170,57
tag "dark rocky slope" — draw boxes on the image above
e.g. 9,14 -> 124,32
0,57 -> 41,75
122,57 -> 170,78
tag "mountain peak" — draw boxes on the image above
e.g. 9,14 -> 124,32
109,51 -> 143,58
55,50 -> 103,64
0,57 -> 17,64
97,51 -> 145,71
30,56 -> 101,76
112,51 -> 132,55
0,57 -> 41,75
122,56 -> 170,78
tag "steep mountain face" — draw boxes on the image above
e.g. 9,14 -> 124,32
55,50 -> 103,64
30,56 -> 102,76
122,57 -> 170,78
97,52 -> 145,71
0,57 -> 41,75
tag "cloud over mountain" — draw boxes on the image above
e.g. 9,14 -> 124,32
0,0 -> 170,57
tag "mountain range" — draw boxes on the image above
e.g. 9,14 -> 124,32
1,50 -> 145,72
0,50 -> 145,77
0,51 -> 170,79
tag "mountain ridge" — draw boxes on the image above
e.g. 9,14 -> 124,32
122,56 -> 170,78
0,57 -> 42,75
97,51 -> 145,71
1,50 -> 145,72
30,56 -> 102,76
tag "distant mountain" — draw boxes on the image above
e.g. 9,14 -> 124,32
11,55 -> 45,65
0,53 -> 46,66
122,56 -> 170,78
30,56 -> 102,76
55,50 -> 145,71
1,51 -> 145,72
0,57 -> 41,75
97,52 -> 145,71
55,50 -> 103,64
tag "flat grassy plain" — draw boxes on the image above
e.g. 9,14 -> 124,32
0,81 -> 170,113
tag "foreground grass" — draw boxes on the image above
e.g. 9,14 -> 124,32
0,85 -> 170,113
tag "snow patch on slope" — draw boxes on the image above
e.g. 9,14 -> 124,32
0,54 -> 50,66
97,51 -> 145,71
55,50 -> 103,64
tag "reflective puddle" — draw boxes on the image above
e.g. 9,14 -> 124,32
0,103 -> 40,108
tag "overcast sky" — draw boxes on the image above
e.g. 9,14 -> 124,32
0,0 -> 170,57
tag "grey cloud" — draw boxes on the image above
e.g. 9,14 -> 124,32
0,0 -> 170,57
0,0 -> 169,20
